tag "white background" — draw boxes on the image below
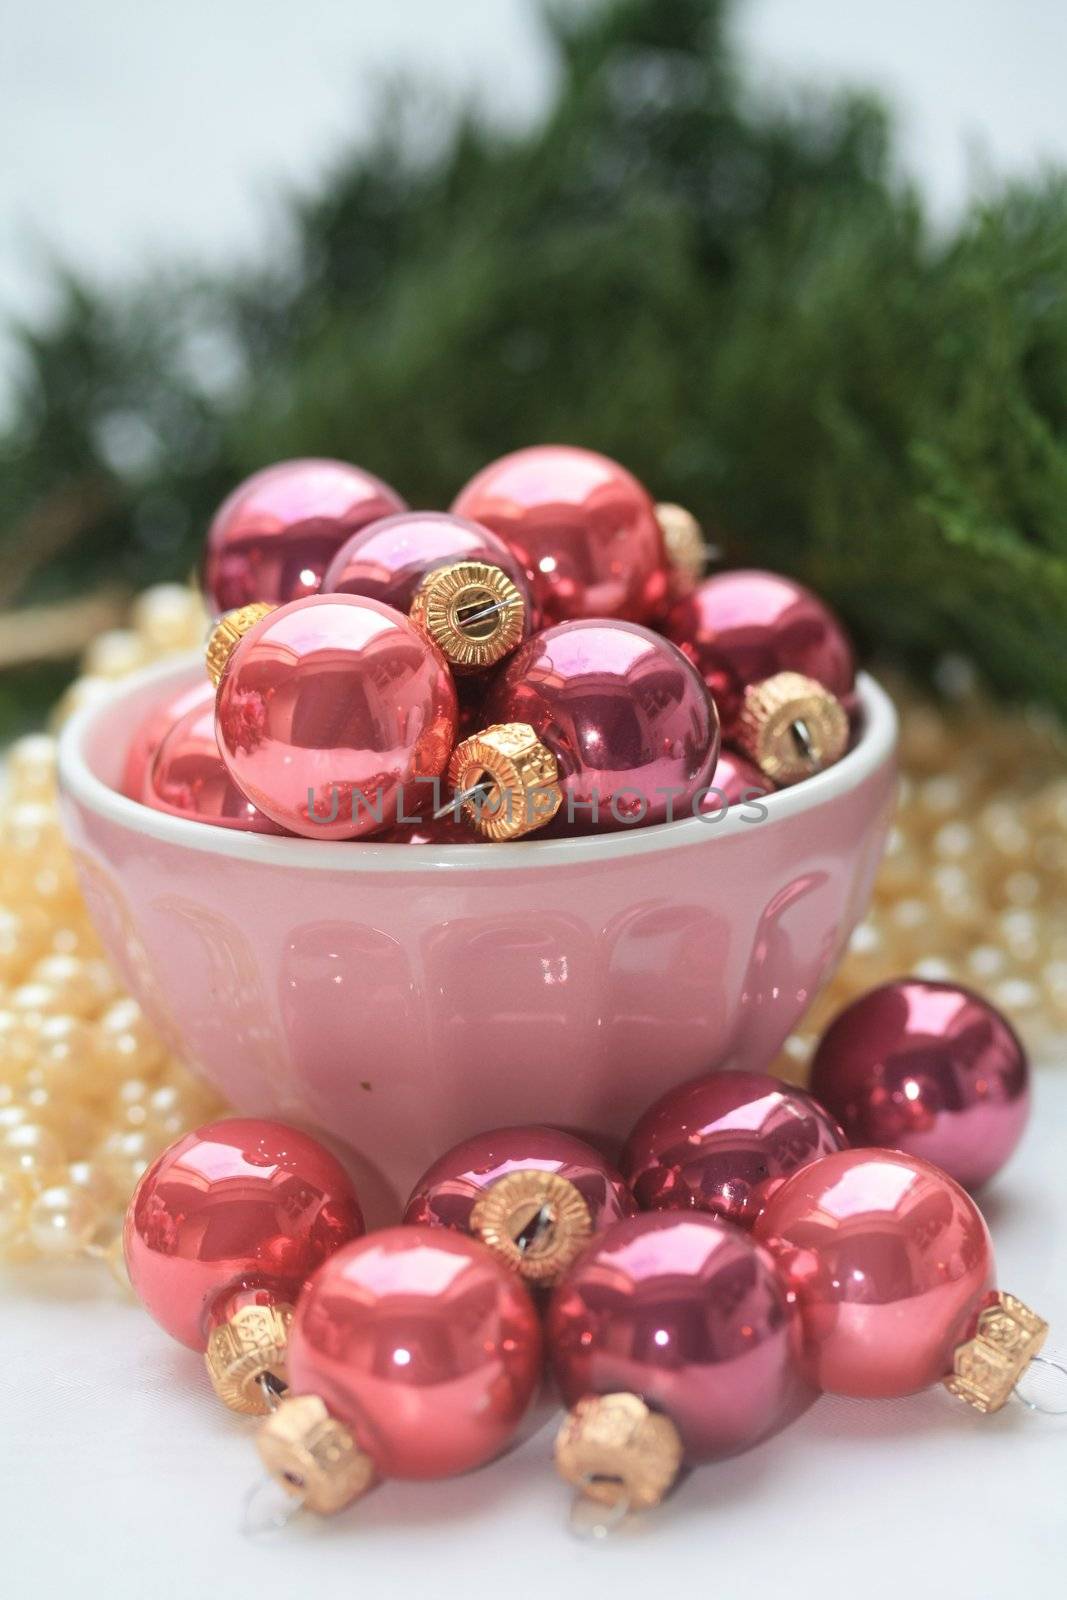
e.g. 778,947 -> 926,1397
3,3 -> 1067,1595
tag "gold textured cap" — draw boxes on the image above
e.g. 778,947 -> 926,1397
655,502 -> 706,594
447,722 -> 563,840
735,670 -> 849,785
944,1291 -> 1048,1415
204,1302 -> 293,1415
257,1394 -> 376,1516
409,560 -> 526,672
554,1393 -> 683,1511
206,602 -> 274,686
470,1169 -> 592,1285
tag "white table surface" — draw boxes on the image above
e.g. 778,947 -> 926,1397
4,1064 -> 1065,1600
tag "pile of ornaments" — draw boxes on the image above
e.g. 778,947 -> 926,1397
125,977 -> 1039,1525
129,447 -> 856,842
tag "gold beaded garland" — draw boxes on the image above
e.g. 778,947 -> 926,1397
0,589 -> 1064,1270
0,586 -> 224,1270
775,668 -> 1067,1084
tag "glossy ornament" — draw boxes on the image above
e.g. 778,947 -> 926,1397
753,1147 -> 994,1397
284,1226 -> 542,1482
213,594 -> 458,840
549,1211 -> 811,1496
202,458 -> 405,614
143,687 -> 286,833
124,1118 -> 364,1351
452,445 -> 668,624
404,1124 -> 634,1284
321,511 -> 534,671
666,569 -> 855,738
621,1070 -> 846,1226
122,680 -> 214,802
453,619 -> 719,839
810,980 -> 1030,1190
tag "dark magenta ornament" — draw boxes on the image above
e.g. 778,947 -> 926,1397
665,569 -> 855,737
202,458 -> 405,614
621,1070 -> 846,1226
810,979 -> 1030,1189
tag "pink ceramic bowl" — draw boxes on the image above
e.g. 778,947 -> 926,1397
58,656 -> 897,1213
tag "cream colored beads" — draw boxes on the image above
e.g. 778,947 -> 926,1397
777,670 -> 1067,1080
0,585 -> 222,1271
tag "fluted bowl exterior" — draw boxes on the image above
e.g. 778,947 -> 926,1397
58,656 -> 896,1212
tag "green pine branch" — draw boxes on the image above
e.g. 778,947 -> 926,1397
2,0 -> 1066,729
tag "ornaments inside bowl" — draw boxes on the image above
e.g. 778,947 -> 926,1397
452,444 -> 672,625
123,445 -> 862,848
142,683 -> 286,834
450,619 -> 720,839
202,458 -> 405,614
208,594 -> 458,840
666,569 -> 855,785
321,510 -> 535,673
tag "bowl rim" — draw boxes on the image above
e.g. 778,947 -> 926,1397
57,654 -> 897,874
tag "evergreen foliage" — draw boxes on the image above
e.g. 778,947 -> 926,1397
3,0 -> 1066,722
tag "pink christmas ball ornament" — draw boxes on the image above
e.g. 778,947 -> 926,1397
213,594 -> 458,840
202,458 -> 406,614
621,1069 -> 847,1226
810,979 -> 1030,1189
753,1147 -> 995,1398
452,444 -> 669,625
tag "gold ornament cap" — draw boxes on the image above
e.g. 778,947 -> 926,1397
205,602 -> 274,686
204,1301 -> 293,1415
470,1169 -> 593,1285
735,670 -> 849,785
409,560 -> 526,672
554,1392 -> 683,1511
257,1393 -> 376,1516
944,1290 -> 1048,1415
447,722 -> 563,840
655,503 -> 706,594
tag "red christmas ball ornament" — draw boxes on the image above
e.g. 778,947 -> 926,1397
122,679 -> 213,802
404,1125 -> 635,1285
202,457 -> 405,614
450,620 -> 719,839
753,1147 -> 996,1399
452,444 -> 669,625
209,594 -> 458,840
621,1069 -> 846,1226
810,980 -> 1030,1190
124,1117 -> 365,1413
548,1211 -> 812,1512
321,510 -> 536,673
143,686 -> 287,834
666,570 -> 854,784
257,1226 -> 542,1512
